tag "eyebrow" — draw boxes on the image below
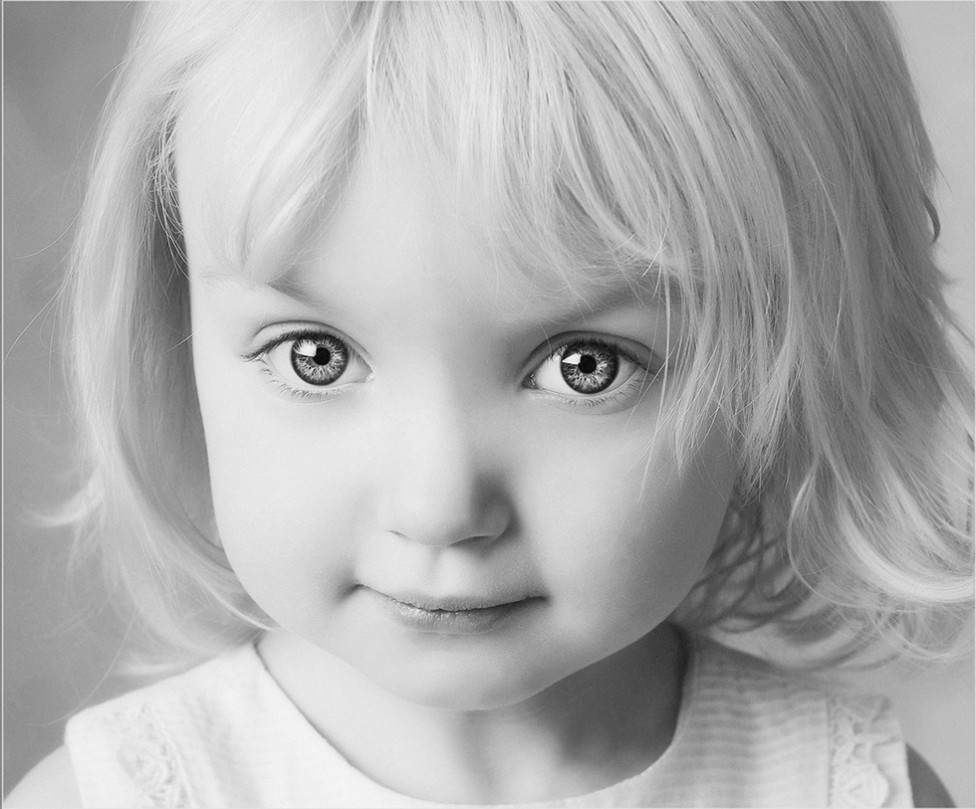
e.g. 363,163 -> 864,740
586,273 -> 682,309
199,267 -> 336,312
200,262 -> 683,324
532,270 -> 684,326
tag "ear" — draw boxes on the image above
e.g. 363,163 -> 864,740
906,745 -> 954,808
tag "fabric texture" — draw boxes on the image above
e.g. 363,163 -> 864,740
64,633 -> 913,808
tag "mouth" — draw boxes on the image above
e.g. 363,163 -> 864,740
363,587 -> 543,634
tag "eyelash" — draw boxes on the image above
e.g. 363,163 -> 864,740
256,367 -> 340,402
243,327 -> 367,403
243,329 -> 665,408
527,337 -> 663,410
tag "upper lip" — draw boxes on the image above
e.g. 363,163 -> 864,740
366,587 -> 539,612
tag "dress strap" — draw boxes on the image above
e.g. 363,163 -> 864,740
827,694 -> 913,808
113,703 -> 190,807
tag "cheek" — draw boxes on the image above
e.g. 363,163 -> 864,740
194,360 -> 370,622
522,424 -> 734,627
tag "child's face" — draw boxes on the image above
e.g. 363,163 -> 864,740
182,131 -> 736,710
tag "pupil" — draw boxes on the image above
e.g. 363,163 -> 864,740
314,346 -> 332,366
559,342 -> 619,395
578,354 -> 598,375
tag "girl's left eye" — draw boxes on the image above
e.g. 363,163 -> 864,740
526,337 -> 661,409
246,329 -> 371,400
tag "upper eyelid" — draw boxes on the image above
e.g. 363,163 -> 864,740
531,333 -> 655,372
241,324 -> 368,364
548,339 -> 644,366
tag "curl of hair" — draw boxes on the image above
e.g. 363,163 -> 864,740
61,1 -> 972,669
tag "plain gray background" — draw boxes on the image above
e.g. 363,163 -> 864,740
3,2 -> 974,803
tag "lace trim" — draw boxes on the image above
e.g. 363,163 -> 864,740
113,703 -> 189,808
828,696 -> 893,808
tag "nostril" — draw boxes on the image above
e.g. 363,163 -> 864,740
385,524 -> 506,549
383,498 -> 513,549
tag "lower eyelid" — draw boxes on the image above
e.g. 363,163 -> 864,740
256,364 -> 349,402
532,368 -> 655,410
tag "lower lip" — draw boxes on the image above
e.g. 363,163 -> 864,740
371,592 -> 540,634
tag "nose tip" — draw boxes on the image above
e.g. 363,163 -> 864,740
377,402 -> 513,548
388,499 -> 511,547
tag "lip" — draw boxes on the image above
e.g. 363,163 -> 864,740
364,588 -> 542,634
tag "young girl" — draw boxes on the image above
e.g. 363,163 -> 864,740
8,2 -> 972,807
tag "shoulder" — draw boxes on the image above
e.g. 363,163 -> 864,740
58,645 -> 260,807
4,746 -> 82,808
687,636 -> 916,807
906,745 -> 954,808
65,643 -> 261,755
74,644 -> 259,722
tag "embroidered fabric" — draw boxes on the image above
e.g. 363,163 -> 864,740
828,697 -> 892,808
114,704 -> 189,808
74,642 -> 908,808
111,696 -> 897,809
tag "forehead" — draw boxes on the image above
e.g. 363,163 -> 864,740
173,3 -> 681,308
186,144 -> 678,332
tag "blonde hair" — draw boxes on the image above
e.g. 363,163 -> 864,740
63,1 -> 973,668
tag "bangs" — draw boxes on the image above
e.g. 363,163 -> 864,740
366,3 -> 682,293
172,2 -> 689,307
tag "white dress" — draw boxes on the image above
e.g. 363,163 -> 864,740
64,633 -> 913,807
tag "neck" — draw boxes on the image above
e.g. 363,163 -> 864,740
257,625 -> 686,804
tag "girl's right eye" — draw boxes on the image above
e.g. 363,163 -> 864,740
245,329 -> 372,401
286,334 -> 349,386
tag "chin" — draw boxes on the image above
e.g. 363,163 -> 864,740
364,649 -> 562,713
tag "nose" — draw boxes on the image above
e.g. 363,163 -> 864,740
376,392 -> 512,548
